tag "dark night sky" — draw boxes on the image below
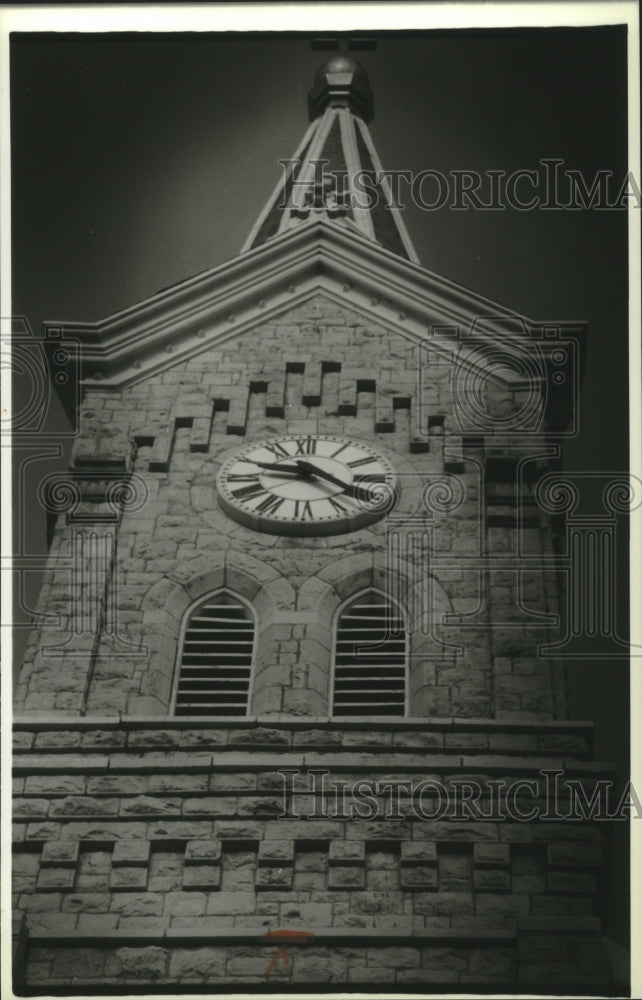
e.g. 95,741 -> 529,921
9,26 -> 632,943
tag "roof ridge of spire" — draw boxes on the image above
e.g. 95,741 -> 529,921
242,59 -> 419,264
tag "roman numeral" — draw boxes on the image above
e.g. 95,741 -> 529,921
255,493 -> 285,515
263,441 -> 290,458
292,437 -> 317,455
294,500 -> 314,520
347,456 -> 376,468
354,473 -> 385,484
227,473 -> 260,483
329,496 -> 351,514
331,442 -> 349,458
231,483 -> 269,501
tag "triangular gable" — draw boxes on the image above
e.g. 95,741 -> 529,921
46,220 -> 585,432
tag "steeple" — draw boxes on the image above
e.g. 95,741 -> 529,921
242,56 -> 419,263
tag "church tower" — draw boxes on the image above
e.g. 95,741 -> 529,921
13,55 -> 616,992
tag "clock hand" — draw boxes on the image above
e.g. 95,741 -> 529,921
294,459 -> 374,503
248,460 -> 310,476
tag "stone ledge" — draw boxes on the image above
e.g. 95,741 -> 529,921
27,925 -> 518,946
25,918 -> 603,947
517,916 -> 602,932
13,750 -> 615,776
13,715 -> 596,734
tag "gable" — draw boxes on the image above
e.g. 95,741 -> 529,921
91,293 -> 437,465
48,221 -> 584,435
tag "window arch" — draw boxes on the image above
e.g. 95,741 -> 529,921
173,591 -> 255,716
332,590 -> 407,716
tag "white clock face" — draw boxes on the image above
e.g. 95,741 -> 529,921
216,434 -> 396,536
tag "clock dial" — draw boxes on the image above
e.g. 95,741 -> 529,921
216,435 -> 396,536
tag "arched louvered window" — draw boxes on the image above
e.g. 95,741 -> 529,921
174,593 -> 254,716
332,591 -> 407,716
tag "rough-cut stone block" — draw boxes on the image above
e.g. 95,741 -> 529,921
26,775 -> 86,796
342,730 -> 392,748
182,865 -> 221,891
474,869 -> 511,891
236,795 -> 282,818
264,820 -> 343,841
108,893 -> 164,918
36,868 -> 76,891
328,867 -> 366,889
256,867 -> 293,890
476,892 -> 530,922
112,841 -> 150,867
468,945 -> 515,979
185,841 -> 222,863
105,945 -> 168,980
397,969 -> 460,983
179,730 -> 228,748
182,796 -> 237,818
392,731 -> 444,749
147,821 -> 213,841
81,729 -> 128,750
329,841 -> 365,865
79,913 -> 120,933
412,892 -> 473,918
258,841 -> 294,865
345,820 -> 409,841
214,821 -> 263,841
292,729 -> 342,748
49,796 -> 120,819
539,734 -> 590,755
52,947 -> 106,979
367,945 -> 421,969
413,822 -> 499,842
547,871 -> 598,894
400,867 -> 438,891
128,729 -> 181,749
34,730 -> 82,749
61,892 -> 111,913
110,868 -> 148,891
109,752 -> 212,772
205,892 -> 256,915
13,731 -> 34,750
120,795 -> 182,817
14,798 -> 50,819
227,727 -> 291,747
419,944 -> 469,971
547,843 -> 602,869
168,947 -> 226,979
474,843 -> 511,867
401,842 -> 437,866
41,841 -> 80,867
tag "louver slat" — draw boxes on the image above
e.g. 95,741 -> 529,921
175,596 -> 254,716
333,593 -> 406,716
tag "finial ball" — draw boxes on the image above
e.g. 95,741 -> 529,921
308,55 -> 374,122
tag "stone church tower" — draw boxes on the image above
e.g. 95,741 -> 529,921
13,56 -> 616,992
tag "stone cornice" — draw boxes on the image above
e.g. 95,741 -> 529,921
45,220 -> 586,412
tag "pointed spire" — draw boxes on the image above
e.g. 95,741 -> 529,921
242,58 -> 419,264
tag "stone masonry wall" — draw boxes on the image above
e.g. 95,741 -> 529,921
13,719 -> 613,992
13,292 -> 595,992
15,294 -> 562,720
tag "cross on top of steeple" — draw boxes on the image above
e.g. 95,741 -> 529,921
310,38 -> 378,52
308,37 -> 377,120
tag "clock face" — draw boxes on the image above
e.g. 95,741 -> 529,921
216,434 -> 396,536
